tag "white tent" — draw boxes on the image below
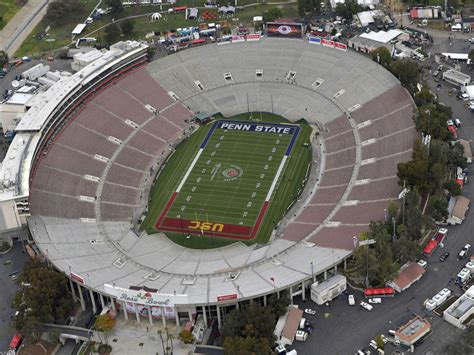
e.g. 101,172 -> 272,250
151,13 -> 162,21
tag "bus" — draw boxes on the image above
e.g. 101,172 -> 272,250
363,287 -> 395,298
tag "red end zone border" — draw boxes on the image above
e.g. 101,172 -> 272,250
155,192 -> 269,240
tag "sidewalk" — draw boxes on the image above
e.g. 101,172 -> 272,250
91,316 -> 195,355
0,0 -> 49,56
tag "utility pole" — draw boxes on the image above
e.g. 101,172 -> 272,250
358,239 -> 376,288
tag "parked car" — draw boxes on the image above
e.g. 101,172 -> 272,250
454,118 -> 462,127
368,297 -> 382,304
360,301 -> 373,311
348,294 -> 355,306
440,252 -> 450,262
458,244 -> 471,260
304,308 -> 316,315
417,259 -> 427,268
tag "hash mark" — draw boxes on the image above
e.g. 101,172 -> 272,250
260,174 -> 265,179
206,160 -> 211,165
211,151 -> 216,157
186,195 -> 191,202
191,186 -> 197,192
272,147 -> 276,153
215,143 -> 220,148
196,178 -> 201,183
256,182 -> 261,188
201,168 -> 206,173
264,164 -> 268,170
247,202 -> 252,208
180,206 -> 186,212
268,156 -> 272,161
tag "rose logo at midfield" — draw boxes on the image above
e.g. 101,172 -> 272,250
222,165 -> 243,181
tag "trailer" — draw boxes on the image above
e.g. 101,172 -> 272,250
310,275 -> 346,305
442,69 -> 471,87
456,268 -> 471,284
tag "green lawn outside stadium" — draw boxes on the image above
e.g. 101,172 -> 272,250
141,112 -> 312,249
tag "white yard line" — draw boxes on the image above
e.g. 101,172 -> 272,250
176,149 -> 204,193
265,155 -> 288,201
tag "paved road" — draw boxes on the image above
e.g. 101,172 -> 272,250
292,35 -> 474,355
0,241 -> 28,352
0,0 -> 49,56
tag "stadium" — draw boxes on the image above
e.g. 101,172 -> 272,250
2,38 -> 417,328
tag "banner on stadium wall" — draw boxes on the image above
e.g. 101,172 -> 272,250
266,22 -> 303,38
321,38 -> 335,47
308,36 -> 321,45
125,302 -> 177,319
231,35 -> 245,43
246,33 -> 261,41
104,284 -> 188,307
334,42 -> 347,51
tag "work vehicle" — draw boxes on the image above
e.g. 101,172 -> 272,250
458,244 -> 471,260
368,297 -> 382,304
348,294 -> 355,306
417,259 -> 427,268
304,308 -> 316,315
295,330 -> 308,342
360,301 -> 373,311
440,252 -> 450,262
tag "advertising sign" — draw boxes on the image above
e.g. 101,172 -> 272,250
104,284 -> 188,307
266,23 -> 303,38
217,293 -> 238,302
334,42 -> 347,51
231,35 -> 246,43
70,272 -> 84,284
246,33 -> 261,41
308,36 -> 321,45
321,39 -> 335,47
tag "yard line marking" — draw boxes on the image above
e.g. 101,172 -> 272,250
265,155 -> 288,201
176,149 -> 203,192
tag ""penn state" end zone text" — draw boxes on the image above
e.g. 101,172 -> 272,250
219,122 -> 295,134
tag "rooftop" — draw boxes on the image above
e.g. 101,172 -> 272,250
391,263 -> 425,291
445,285 -> 474,320
359,29 -> 403,44
395,316 -> 431,343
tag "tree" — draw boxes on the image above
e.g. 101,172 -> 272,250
334,0 -> 359,20
13,259 -> 73,338
397,140 -> 430,193
392,234 -> 420,264
104,23 -> 121,45
0,50 -> 8,68
221,309 -> 246,338
224,336 -> 272,355
390,59 -> 420,93
370,47 -> 391,68
297,0 -> 321,17
104,0 -> 123,13
443,180 -> 462,196
375,335 -> 385,350
447,142 -> 467,170
178,330 -> 194,344
94,314 -> 116,345
263,7 -> 282,23
430,196 -> 448,222
45,0 -> 84,26
120,19 -> 134,37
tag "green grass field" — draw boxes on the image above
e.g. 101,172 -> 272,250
141,113 -> 312,249
0,0 -> 23,30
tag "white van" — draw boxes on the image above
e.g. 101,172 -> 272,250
295,330 -> 308,342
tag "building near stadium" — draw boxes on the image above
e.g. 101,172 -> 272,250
0,37 -> 416,328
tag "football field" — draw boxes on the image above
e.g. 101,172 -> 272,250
155,120 -> 299,239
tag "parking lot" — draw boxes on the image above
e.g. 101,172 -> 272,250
289,37 -> 474,355
0,241 -> 28,352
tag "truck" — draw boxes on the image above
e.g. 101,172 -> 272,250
310,275 -> 346,305
456,268 -> 471,285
